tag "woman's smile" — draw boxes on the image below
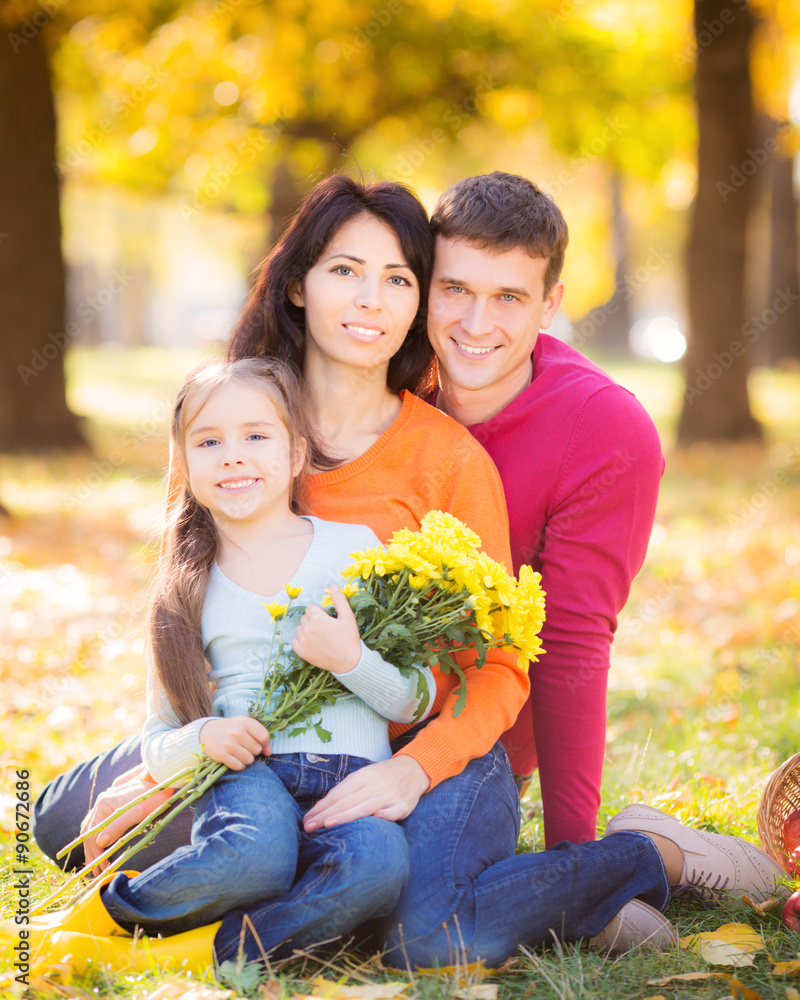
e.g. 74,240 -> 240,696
290,213 -> 420,375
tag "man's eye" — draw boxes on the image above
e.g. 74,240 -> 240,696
501,294 -> 518,302
448,285 -> 465,294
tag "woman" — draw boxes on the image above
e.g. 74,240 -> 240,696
32,175 -> 785,971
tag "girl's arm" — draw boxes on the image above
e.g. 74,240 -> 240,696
292,585 -> 436,724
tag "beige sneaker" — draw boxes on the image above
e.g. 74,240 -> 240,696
605,803 -> 788,904
588,899 -> 677,954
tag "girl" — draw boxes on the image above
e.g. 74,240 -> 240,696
97,356 -> 435,936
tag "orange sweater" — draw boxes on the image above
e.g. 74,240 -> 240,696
304,391 -> 530,788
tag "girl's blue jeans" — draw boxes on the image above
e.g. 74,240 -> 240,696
33,733 -> 670,967
99,752 -> 409,940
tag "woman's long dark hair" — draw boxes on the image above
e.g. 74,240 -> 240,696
229,174 -> 435,396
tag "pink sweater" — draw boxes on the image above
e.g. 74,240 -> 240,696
461,334 -> 664,848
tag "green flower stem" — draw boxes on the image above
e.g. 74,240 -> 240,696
55,764 -> 197,861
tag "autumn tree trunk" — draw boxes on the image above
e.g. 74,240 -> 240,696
768,137 -> 800,363
0,28 -> 84,450
677,0 -> 762,443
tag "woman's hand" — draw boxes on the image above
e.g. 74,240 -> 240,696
199,716 -> 271,769
81,764 -> 174,875
303,755 -> 430,832
783,888 -> 800,930
291,585 -> 361,675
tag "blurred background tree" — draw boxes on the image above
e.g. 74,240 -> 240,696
1,0 -> 798,449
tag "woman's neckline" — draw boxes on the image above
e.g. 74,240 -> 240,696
309,390 -> 416,484
212,515 -> 320,599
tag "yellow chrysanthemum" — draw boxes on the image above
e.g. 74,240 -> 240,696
420,510 -> 482,552
284,584 -> 303,599
409,574 -> 428,589
263,601 -> 288,620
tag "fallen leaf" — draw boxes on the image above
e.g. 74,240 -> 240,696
642,995 -> 668,999
648,973 -> 721,985
695,941 -> 756,967
647,972 -> 760,999
292,978 -> 409,1000
398,961 -> 497,980
453,987 -> 498,1000
681,922 -> 765,964
144,985 -> 237,1000
772,959 -> 800,977
742,894 -> 783,914
260,982 -> 282,1000
786,988 -> 800,1000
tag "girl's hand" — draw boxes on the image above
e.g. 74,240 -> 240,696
783,888 -> 800,931
199,716 -> 271,769
291,585 -> 361,674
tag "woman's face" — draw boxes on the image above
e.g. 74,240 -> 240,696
290,213 -> 420,378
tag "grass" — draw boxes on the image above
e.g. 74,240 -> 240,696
1,348 -> 800,999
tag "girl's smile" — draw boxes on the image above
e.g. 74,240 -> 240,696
183,383 -> 304,526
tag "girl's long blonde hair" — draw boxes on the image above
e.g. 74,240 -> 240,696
148,356 -> 317,726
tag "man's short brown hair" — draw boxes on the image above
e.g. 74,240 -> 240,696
430,171 -> 569,296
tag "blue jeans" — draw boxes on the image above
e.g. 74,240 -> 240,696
101,753 -> 403,938
379,742 -> 670,969
34,735 -> 669,966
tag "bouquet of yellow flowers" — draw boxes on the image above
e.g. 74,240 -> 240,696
50,511 -> 545,904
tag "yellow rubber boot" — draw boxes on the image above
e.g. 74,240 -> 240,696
25,922 -> 222,977
2,871 -> 141,940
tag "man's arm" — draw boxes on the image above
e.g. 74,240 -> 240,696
529,386 -> 663,848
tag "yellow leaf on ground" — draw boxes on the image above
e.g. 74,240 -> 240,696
292,978 -> 409,1000
453,987 -> 498,1000
642,995 -> 668,999
696,941 -> 756,967
401,961 -> 498,980
786,988 -> 800,999
681,922 -> 765,964
647,972 -> 760,999
145,984 -> 237,1000
772,959 -> 800,977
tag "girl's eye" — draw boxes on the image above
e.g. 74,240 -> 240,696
247,433 -> 267,441
198,438 -> 219,447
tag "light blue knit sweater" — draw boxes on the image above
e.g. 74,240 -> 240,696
142,517 -> 435,784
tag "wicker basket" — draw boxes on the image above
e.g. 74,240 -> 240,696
757,752 -> 800,870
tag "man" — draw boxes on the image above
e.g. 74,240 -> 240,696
425,171 -> 664,848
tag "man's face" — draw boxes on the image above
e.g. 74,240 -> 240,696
428,236 -> 564,402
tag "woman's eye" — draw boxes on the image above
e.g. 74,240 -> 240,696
333,265 -> 353,276
389,275 -> 412,286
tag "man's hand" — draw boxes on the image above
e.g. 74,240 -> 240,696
199,716 -> 271,769
291,585 -> 361,675
303,755 -> 430,832
81,764 -> 174,875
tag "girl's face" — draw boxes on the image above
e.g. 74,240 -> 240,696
182,381 -> 304,527
290,213 -> 420,378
